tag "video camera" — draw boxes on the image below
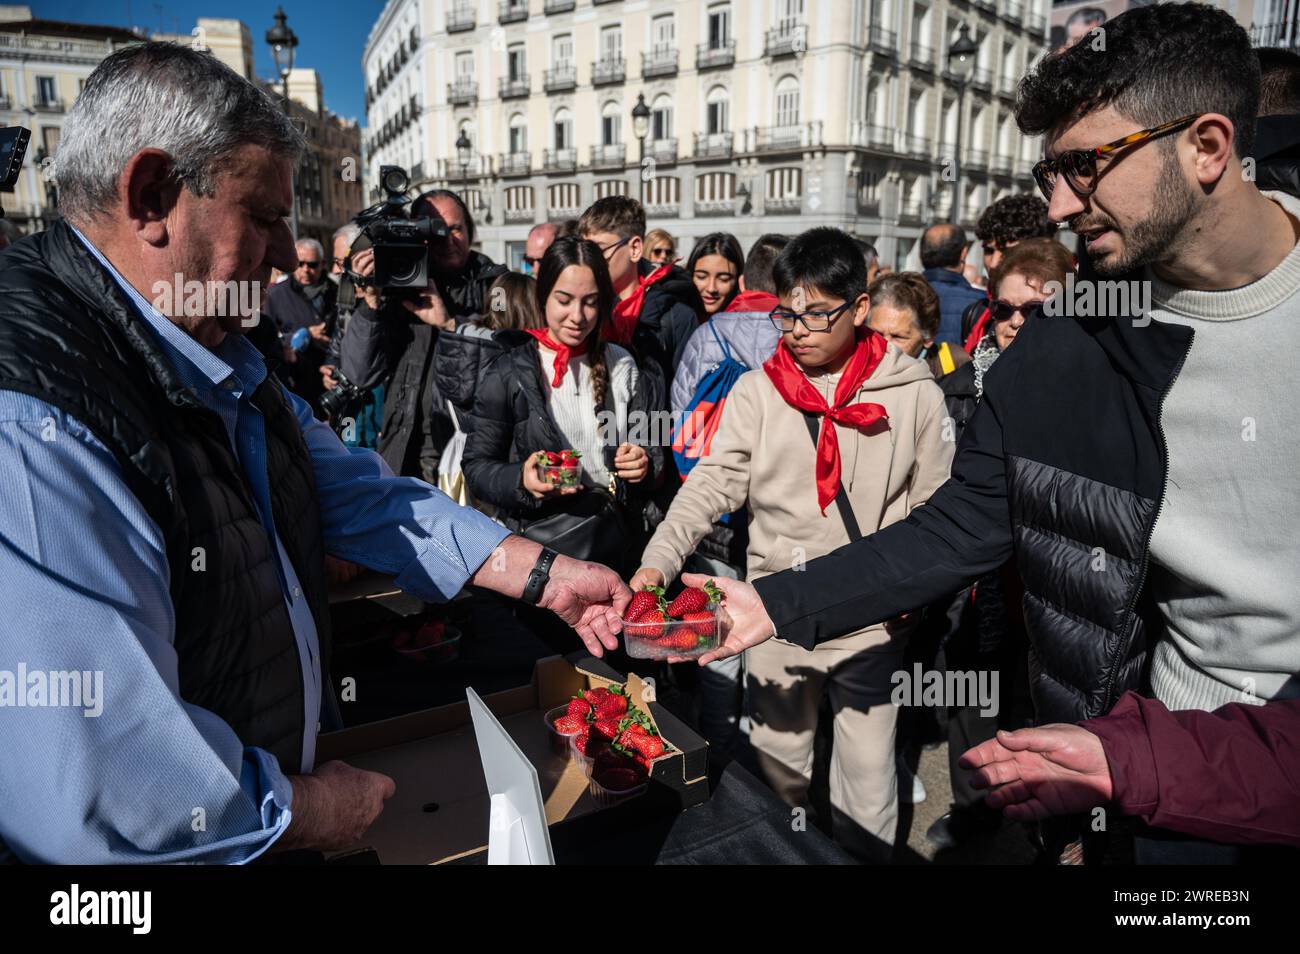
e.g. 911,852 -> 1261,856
351,165 -> 447,291
0,126 -> 32,216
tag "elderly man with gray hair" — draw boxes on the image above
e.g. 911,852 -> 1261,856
0,42 -> 632,864
263,236 -> 337,413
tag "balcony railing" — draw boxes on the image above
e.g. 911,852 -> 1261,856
589,143 -> 626,168
898,198 -> 924,220
973,0 -> 995,10
998,73 -> 1018,98
1250,19 -> 1300,49
757,124 -> 805,152
902,132 -> 930,157
694,199 -> 735,216
544,63 -> 577,92
543,147 -> 578,172
965,148 -> 990,169
1015,157 -> 1034,177
765,196 -> 803,214
868,25 -> 897,55
1027,12 -> 1046,34
447,79 -> 478,105
971,67 -> 993,90
499,76 -> 530,99
545,0 -> 576,12
694,131 -> 734,158
642,46 -> 678,78
499,0 -> 528,24
1001,0 -> 1023,23
593,0 -> 621,4
909,42 -> 934,71
991,153 -> 1014,175
446,2 -> 476,32
32,98 -> 64,112
765,24 -> 807,57
500,151 -> 531,175
650,138 -> 678,163
505,206 -> 535,223
592,57 -> 625,85
645,201 -> 680,218
863,123 -> 896,150
696,40 -> 736,70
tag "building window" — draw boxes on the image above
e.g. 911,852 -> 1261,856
766,166 -> 803,199
774,75 -> 800,128
554,107 -> 573,150
652,13 -> 676,53
509,113 -> 527,153
506,185 -> 535,211
601,24 -> 622,60
706,86 -> 729,134
775,0 -> 805,33
455,50 -> 474,80
695,171 -> 735,203
553,33 -> 573,67
652,94 -> 673,140
36,76 -> 56,104
645,175 -> 680,206
508,44 -> 526,82
707,4 -> 731,48
548,182 -> 581,212
594,179 -> 629,199
601,101 -> 622,145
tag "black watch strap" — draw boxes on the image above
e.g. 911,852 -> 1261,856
522,546 -> 559,606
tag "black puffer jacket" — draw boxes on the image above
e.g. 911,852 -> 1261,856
461,330 -> 663,522
755,256 -> 1191,728
1256,114 -> 1300,199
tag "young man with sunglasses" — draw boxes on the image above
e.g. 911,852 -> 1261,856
683,3 -> 1300,863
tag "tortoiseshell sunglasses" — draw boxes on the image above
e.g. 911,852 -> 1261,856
1032,113 -> 1205,201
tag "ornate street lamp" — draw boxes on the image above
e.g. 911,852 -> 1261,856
631,93 -> 650,202
947,23 -> 978,225
266,7 -> 300,236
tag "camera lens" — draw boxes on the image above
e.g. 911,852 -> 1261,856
382,167 -> 409,195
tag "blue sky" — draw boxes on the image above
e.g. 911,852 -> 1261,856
35,0 -> 387,123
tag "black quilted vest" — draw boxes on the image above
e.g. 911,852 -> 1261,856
0,222 -> 330,773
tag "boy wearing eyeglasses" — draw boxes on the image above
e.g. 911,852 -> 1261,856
632,227 -> 953,860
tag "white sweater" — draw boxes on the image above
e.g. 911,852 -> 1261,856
1144,190 -> 1300,712
536,341 -> 638,489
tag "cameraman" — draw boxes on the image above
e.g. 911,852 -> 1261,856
340,189 -> 506,480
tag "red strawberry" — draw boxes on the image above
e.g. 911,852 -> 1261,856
545,451 -> 562,464
559,449 -> 581,464
626,609 -> 668,640
553,713 -> 585,734
681,610 -> 716,639
620,729 -> 665,760
666,580 -> 724,617
582,686 -> 614,706
624,586 -> 664,623
573,725 -> 604,756
592,688 -> 628,720
592,717 -> 622,741
566,697 -> 592,720
594,764 -> 643,791
660,627 -> 703,651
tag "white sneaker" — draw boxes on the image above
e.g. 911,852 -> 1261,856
897,757 -> 927,804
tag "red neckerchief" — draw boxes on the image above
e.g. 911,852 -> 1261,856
608,262 -> 673,346
526,328 -> 589,388
964,297 -> 993,355
724,290 -> 780,313
762,330 -> 890,515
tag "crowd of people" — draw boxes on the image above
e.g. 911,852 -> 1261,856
0,2 -> 1296,866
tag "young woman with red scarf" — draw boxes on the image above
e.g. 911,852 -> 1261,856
462,238 -> 657,591
631,228 -> 954,861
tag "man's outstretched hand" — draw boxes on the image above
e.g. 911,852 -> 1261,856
673,573 -> 777,665
960,724 -> 1114,822
538,554 -> 632,658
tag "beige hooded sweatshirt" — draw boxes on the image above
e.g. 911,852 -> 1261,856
640,344 -> 955,649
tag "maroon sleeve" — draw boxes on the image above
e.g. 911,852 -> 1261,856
1081,692 -> 1300,848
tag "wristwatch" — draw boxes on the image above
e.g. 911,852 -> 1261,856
521,546 -> 559,606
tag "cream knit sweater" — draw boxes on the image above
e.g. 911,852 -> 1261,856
536,340 -> 638,489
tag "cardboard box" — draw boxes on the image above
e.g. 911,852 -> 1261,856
316,654 -> 709,864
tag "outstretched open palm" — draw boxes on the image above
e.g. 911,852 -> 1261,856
959,724 -> 1114,822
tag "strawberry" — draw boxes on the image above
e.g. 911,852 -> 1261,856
626,609 -> 668,640
593,695 -> 628,721
592,717 -> 622,741
681,610 -> 716,639
559,449 -> 581,464
660,627 -> 703,651
544,451 -> 562,465
566,697 -> 592,720
624,586 -> 665,623
594,764 -> 643,791
573,725 -> 604,756
666,580 -> 724,617
553,713 -> 585,734
621,730 -> 665,761
582,686 -> 614,706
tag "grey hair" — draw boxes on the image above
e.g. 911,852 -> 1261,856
295,237 -> 325,258
332,222 -> 362,246
57,42 -> 305,224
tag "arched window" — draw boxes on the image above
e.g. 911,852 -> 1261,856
601,101 -> 622,146
554,107 -> 573,151
652,94 -> 673,141
774,75 -> 800,128
706,85 -> 730,135
508,113 -> 527,154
